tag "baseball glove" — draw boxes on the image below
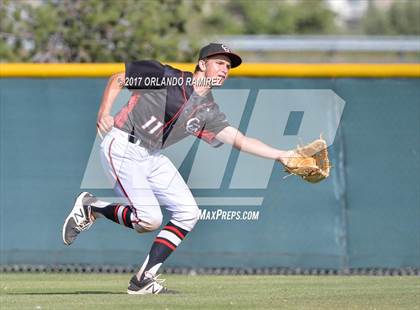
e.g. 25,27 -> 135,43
283,138 -> 330,183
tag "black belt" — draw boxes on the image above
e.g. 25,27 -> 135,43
128,127 -> 140,144
126,128 -> 156,151
128,134 -> 138,144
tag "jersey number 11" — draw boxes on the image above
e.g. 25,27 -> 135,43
142,116 -> 163,134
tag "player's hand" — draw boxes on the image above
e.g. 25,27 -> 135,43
277,150 -> 298,166
97,114 -> 114,139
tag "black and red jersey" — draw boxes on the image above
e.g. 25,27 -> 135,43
114,60 -> 229,150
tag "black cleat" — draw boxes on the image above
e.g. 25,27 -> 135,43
127,273 -> 168,295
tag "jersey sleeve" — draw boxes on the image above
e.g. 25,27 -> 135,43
124,60 -> 165,89
196,103 -> 230,148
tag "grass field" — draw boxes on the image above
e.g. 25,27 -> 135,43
1,273 -> 419,309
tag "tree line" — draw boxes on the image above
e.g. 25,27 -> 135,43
0,0 -> 418,62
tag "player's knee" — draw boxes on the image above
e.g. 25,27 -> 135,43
176,206 -> 200,231
133,213 -> 163,233
147,213 -> 163,231
190,206 -> 200,228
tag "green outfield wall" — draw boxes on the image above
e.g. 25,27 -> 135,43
0,77 -> 419,270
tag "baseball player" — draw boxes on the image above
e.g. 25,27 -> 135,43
62,43 -> 297,294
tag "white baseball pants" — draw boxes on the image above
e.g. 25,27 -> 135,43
99,128 -> 200,232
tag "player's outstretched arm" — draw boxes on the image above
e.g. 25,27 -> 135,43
97,71 -> 125,137
215,126 -> 294,165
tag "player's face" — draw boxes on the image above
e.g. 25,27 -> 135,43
204,55 -> 231,86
